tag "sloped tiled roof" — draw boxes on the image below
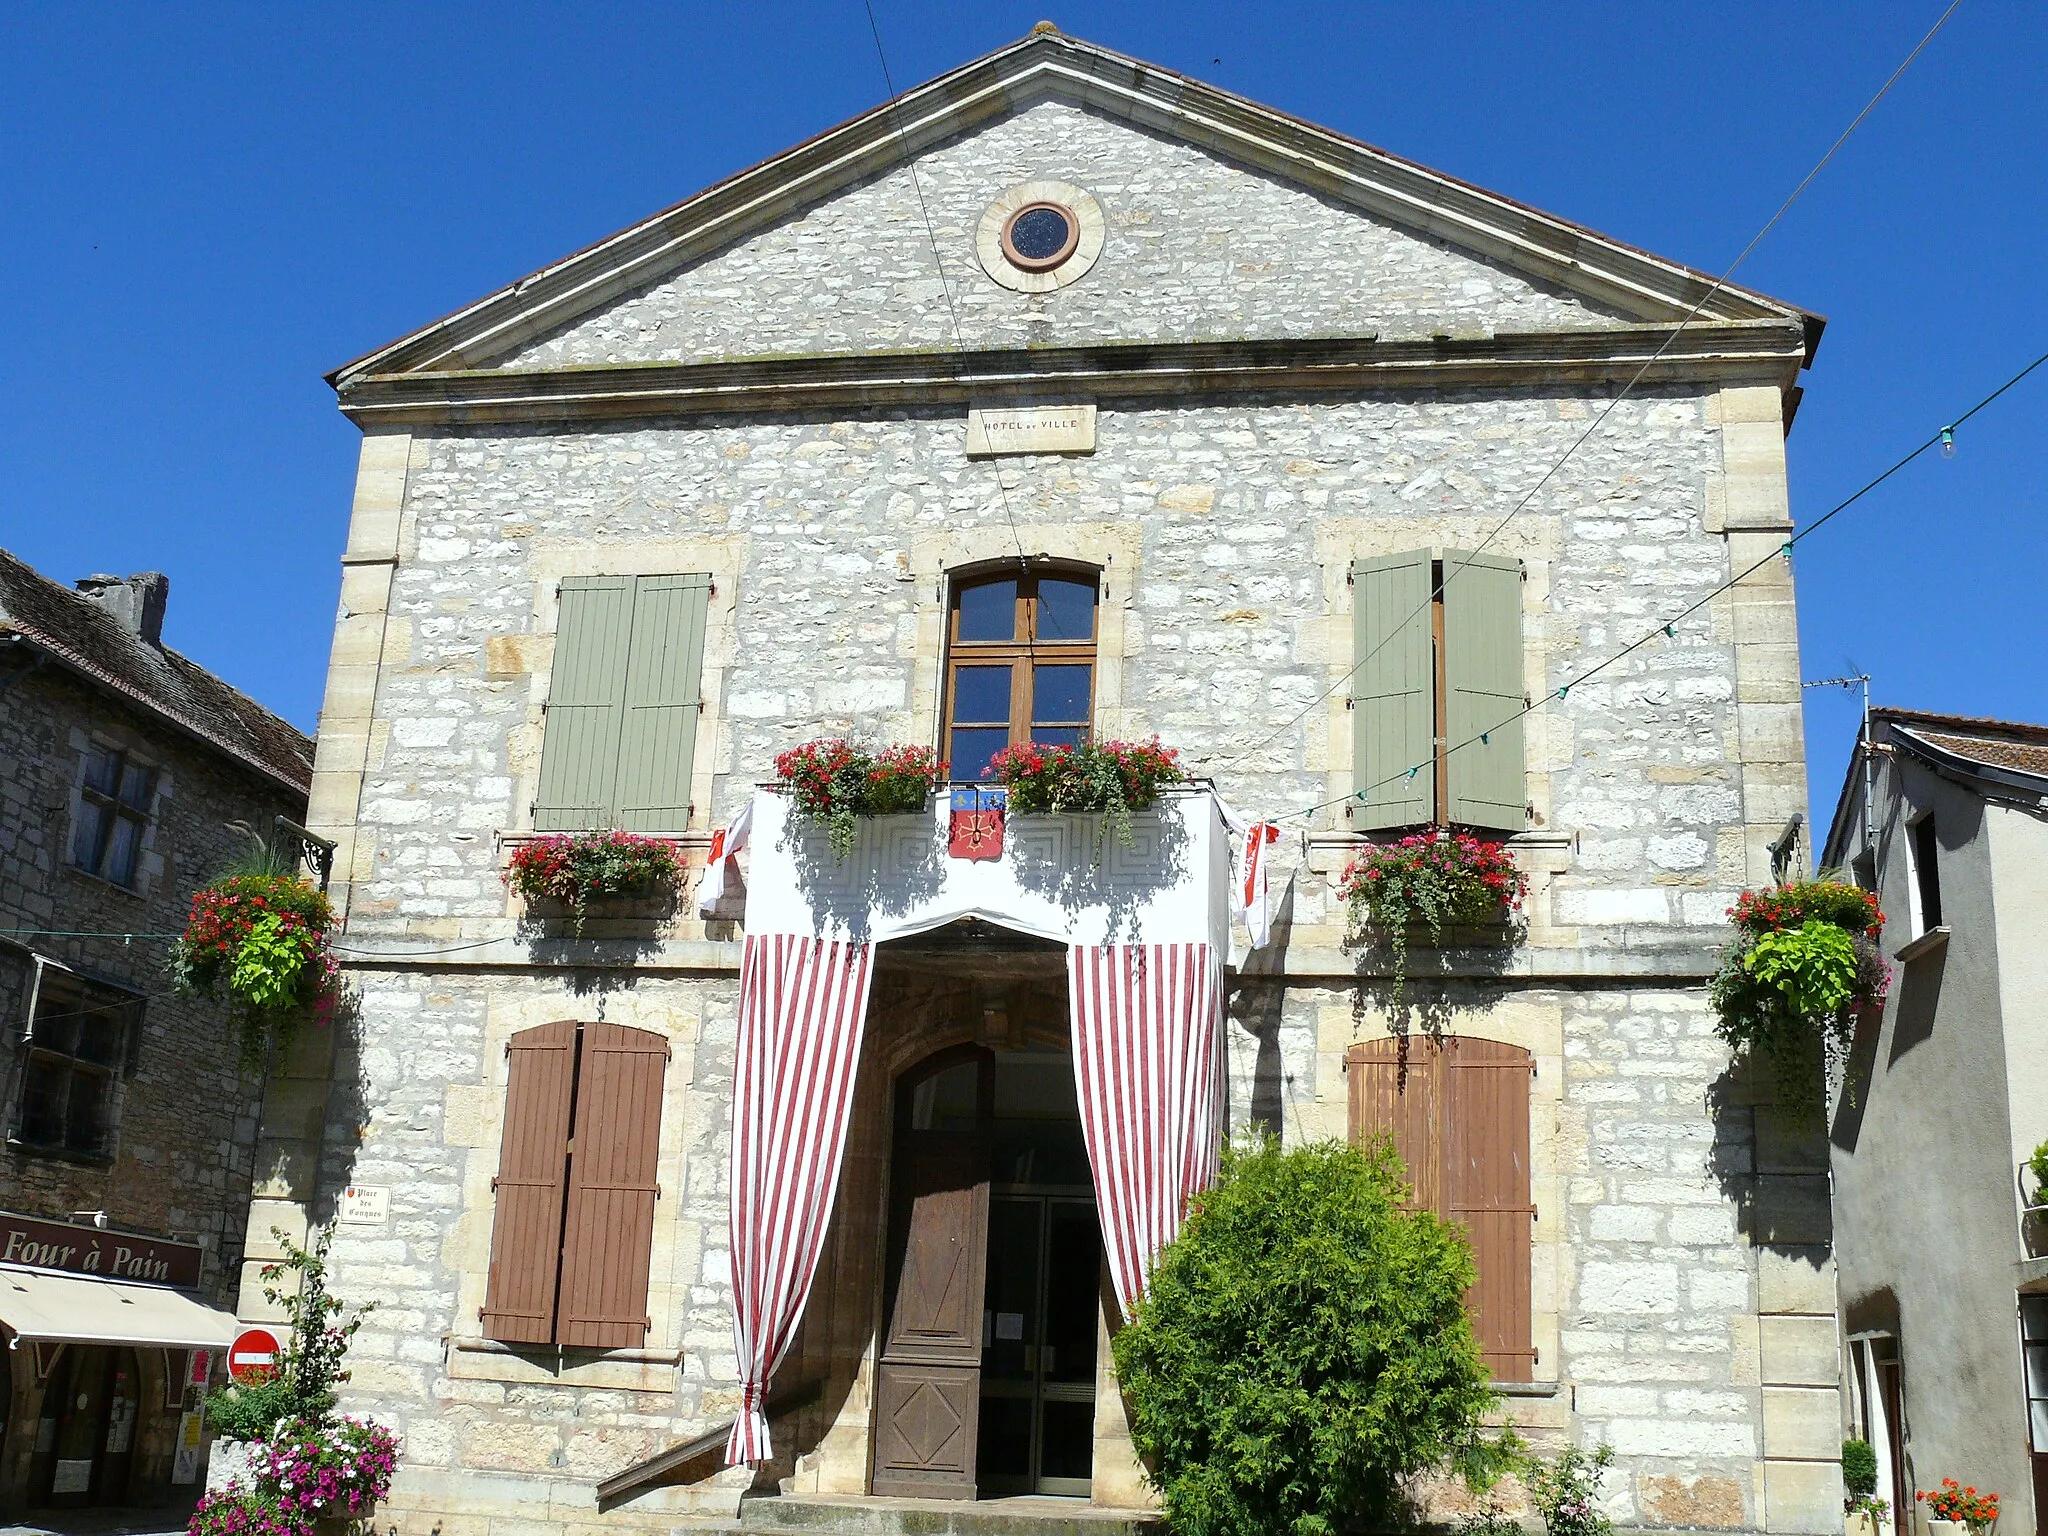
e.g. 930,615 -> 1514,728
0,548 -> 312,797
1877,708 -> 2048,783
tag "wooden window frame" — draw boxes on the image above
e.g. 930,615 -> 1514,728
941,567 -> 1099,775
12,960 -> 141,1161
71,746 -> 156,889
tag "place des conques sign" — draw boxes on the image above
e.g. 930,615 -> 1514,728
0,1210 -> 203,1289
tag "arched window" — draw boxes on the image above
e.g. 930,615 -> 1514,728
943,567 -> 1098,780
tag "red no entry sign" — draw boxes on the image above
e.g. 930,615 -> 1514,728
228,1326 -> 281,1385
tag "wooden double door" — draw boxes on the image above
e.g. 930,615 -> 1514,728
872,1048 -> 1101,1500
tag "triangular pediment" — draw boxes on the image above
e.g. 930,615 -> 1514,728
330,29 -> 1816,388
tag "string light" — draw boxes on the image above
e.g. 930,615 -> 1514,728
1940,426 -> 1956,459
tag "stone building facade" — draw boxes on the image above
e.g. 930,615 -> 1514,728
0,551 -> 313,1514
267,29 -> 1841,1536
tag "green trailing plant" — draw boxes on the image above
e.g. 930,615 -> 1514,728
170,856 -> 338,1074
1526,1444 -> 1615,1536
1110,1133 -> 1515,1536
205,1225 -> 373,1440
2025,1138 -> 2048,1202
1339,833 -> 1527,1005
989,737 -> 1186,855
503,829 -> 685,935
1710,878 -> 1889,1111
773,739 -> 946,860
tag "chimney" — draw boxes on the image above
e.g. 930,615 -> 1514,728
76,572 -> 171,647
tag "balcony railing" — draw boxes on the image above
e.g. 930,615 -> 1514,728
743,784 -> 1230,951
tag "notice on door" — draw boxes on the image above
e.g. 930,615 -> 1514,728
51,1459 -> 92,1495
172,1412 -> 204,1485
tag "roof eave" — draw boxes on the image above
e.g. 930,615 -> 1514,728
1891,725 -> 2048,801
0,627 -> 312,801
328,29 -> 1820,392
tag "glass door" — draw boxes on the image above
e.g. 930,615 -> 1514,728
978,1194 -> 1102,1496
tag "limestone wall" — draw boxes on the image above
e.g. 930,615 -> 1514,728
499,101 -> 1631,372
301,370 -> 1833,1533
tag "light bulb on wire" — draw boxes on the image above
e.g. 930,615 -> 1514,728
1940,426 -> 1956,459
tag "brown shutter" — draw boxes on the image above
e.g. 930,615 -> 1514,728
1345,1036 -> 1443,1212
1445,1037 -> 1535,1382
481,1021 -> 578,1344
555,1022 -> 668,1349
1347,1035 -> 1535,1381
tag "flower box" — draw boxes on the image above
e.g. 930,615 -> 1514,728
503,831 -> 687,936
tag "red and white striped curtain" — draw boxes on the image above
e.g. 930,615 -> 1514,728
1068,942 -> 1226,1316
725,933 -> 876,1465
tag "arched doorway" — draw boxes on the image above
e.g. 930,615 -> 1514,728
871,1042 -> 1104,1500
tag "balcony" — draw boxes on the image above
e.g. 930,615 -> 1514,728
743,785 -> 1230,951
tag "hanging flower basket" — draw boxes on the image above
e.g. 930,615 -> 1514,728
1338,833 -> 1527,1004
1708,879 -> 1888,1110
774,739 -> 946,861
504,830 -> 685,935
988,737 -> 1186,853
170,873 -> 339,1074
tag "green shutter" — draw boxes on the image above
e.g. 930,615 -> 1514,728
534,576 -> 635,831
1442,548 -> 1527,832
1352,551 -> 1435,830
615,573 -> 710,833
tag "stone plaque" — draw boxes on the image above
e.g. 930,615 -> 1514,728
337,1185 -> 390,1225
965,403 -> 1096,457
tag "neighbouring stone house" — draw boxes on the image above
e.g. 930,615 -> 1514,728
1820,709 -> 2048,1536
255,28 -> 1843,1535
0,550 -> 314,1515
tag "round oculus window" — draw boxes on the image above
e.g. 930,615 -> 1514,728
1000,202 -> 1080,272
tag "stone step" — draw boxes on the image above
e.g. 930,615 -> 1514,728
738,1493 -> 1162,1536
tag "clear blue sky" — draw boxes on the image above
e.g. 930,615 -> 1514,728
4,3 -> 2042,848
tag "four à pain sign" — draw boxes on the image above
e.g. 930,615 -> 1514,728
0,1210 -> 202,1289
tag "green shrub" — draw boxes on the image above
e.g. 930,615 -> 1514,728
1110,1135 -> 1514,1536
1842,1438 -> 1878,1499
2027,1138 -> 2048,1197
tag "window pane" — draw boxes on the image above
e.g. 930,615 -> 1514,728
1035,578 -> 1096,642
952,665 -> 1013,725
117,763 -> 154,811
1032,665 -> 1091,725
75,1005 -> 125,1068
82,748 -> 119,796
950,728 -> 1009,781
71,801 -> 108,871
956,581 -> 1018,642
33,981 -> 83,1057
1029,726 -> 1086,752
64,1069 -> 108,1154
2026,1298 -> 2048,1340
21,1057 -> 68,1146
106,815 -> 142,886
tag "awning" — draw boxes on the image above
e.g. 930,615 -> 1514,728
0,1264 -> 238,1350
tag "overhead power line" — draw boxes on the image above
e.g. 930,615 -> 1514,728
1208,0 -> 1965,777
1271,344 -> 2048,830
